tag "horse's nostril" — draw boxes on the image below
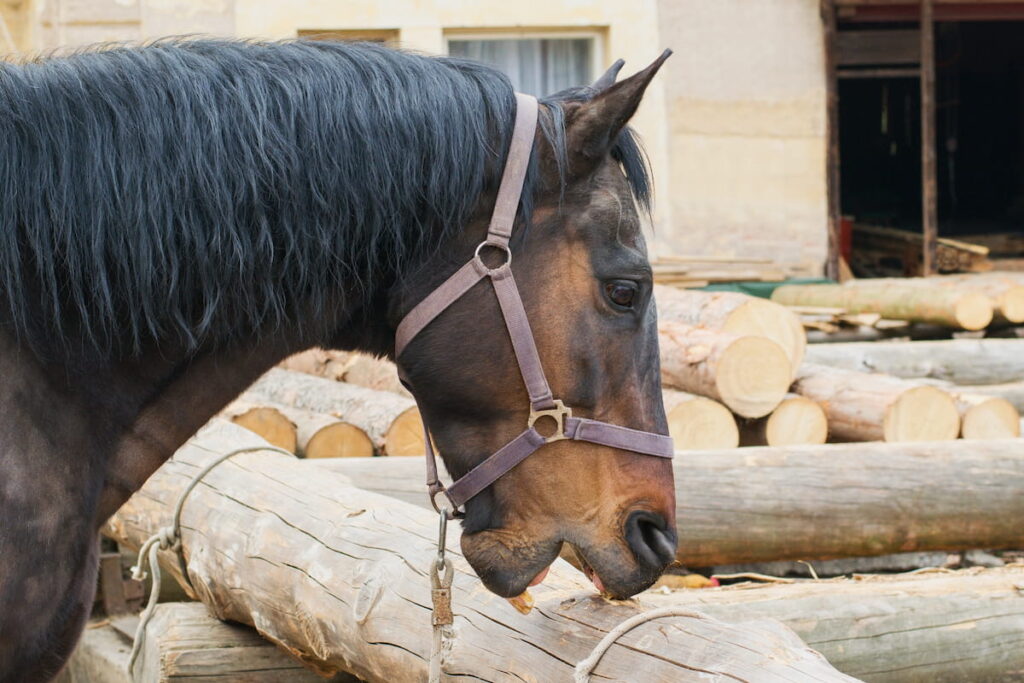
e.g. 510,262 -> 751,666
624,510 -> 677,570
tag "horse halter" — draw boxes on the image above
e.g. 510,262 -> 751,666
395,93 -> 674,518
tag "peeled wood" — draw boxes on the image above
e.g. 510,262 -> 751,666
644,567 -> 1024,683
792,363 -> 960,442
654,285 -> 806,371
280,349 -> 410,397
740,394 -> 828,447
662,388 -> 739,449
804,338 -> 1024,386
659,321 -> 791,418
950,381 -> 1024,413
248,368 -> 423,456
222,402 -> 297,454
319,437 -> 1024,567
840,274 -> 1024,322
954,393 -> 1020,440
104,422 -> 852,682
771,283 -> 993,330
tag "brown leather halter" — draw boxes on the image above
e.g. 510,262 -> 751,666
395,93 -> 674,518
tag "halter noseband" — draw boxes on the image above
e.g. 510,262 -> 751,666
395,93 -> 674,517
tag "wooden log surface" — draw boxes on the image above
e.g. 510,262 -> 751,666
793,363 -> 960,442
104,422 -> 852,682
771,283 -> 993,330
644,566 -> 1024,683
954,393 -> 1021,440
662,388 -> 739,449
248,368 -> 423,455
659,321 -> 792,418
222,403 -> 298,454
317,437 -> 1024,567
227,398 -> 375,459
840,274 -> 1024,322
280,349 -> 410,397
803,338 -> 1024,386
739,394 -> 828,447
949,380 -> 1024,413
653,285 -> 806,371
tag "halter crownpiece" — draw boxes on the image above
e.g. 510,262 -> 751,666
395,93 -> 674,517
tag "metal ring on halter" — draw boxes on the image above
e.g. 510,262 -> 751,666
473,240 -> 512,272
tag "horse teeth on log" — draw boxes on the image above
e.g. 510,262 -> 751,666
653,284 -> 806,371
643,566 -> 1024,683
658,321 -> 792,418
739,393 -> 828,447
316,438 -> 1024,568
247,367 -> 423,455
771,283 -> 994,330
103,421 -> 852,682
792,363 -> 960,442
662,388 -> 739,449
803,338 -> 1024,386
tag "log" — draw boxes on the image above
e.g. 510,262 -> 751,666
792,363 -> 960,442
803,338 -> 1024,386
222,403 -> 297,454
318,437 -> 1024,567
658,321 -> 792,418
644,566 -> 1024,683
949,381 -> 1024,413
280,349 -> 410,397
226,398 -> 375,459
739,394 -> 828,447
954,393 -> 1021,440
654,285 -> 806,371
771,283 -> 993,330
247,368 -> 423,456
105,422 -> 853,682
841,274 -> 1024,322
662,388 -> 739,449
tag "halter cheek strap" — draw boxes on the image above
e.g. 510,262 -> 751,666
395,93 -> 674,516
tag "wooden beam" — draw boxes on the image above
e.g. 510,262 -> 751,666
837,67 -> 920,79
921,0 -> 938,275
823,0 -> 841,280
835,29 -> 921,66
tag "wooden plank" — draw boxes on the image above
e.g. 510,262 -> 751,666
920,0 -> 938,275
835,29 -> 920,66
105,422 -> 855,682
823,0 -> 841,280
54,624 -> 132,683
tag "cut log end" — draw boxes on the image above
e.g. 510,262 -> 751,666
666,394 -> 739,450
883,386 -> 960,442
764,396 -> 828,446
998,286 -> 1024,323
715,337 -> 791,418
383,406 -> 424,456
955,292 -> 996,330
305,422 -> 375,459
961,397 -> 1021,440
723,298 -> 807,371
229,407 -> 297,454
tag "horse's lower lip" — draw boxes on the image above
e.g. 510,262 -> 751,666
529,565 -> 550,587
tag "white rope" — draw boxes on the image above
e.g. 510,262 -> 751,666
573,607 -> 711,682
126,444 -> 294,676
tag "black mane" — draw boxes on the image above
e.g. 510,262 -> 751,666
0,39 -> 650,357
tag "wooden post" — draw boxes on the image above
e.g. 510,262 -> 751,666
920,0 -> 938,274
822,0 -> 841,280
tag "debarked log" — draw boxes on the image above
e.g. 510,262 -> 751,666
316,439 -> 1024,567
104,421 -> 853,682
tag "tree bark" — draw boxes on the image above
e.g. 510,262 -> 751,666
662,388 -> 739,449
317,436 -> 1024,567
659,321 -> 791,418
771,283 -> 993,330
792,363 -> 960,442
804,338 -> 1024,386
654,285 -> 806,371
247,368 -> 422,456
104,422 -> 853,682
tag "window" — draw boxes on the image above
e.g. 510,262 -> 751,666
447,35 -> 597,97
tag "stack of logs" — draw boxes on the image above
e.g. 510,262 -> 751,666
227,281 -> 1022,456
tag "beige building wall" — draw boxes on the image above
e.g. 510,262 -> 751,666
657,0 -> 828,274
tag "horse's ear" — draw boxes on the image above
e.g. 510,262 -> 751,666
567,49 -> 671,168
591,58 -> 625,91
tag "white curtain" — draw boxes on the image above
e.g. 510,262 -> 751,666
449,38 -> 592,96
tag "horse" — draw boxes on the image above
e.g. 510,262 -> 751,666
0,39 -> 675,681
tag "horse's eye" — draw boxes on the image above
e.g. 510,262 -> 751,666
604,281 -> 638,309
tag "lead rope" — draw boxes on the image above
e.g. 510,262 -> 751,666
428,510 -> 455,683
126,444 -> 295,675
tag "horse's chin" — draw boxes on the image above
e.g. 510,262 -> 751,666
460,529 -> 562,598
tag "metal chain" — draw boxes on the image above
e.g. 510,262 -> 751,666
428,510 -> 455,683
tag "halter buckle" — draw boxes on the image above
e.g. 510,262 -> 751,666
528,399 -> 573,443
